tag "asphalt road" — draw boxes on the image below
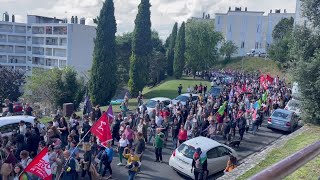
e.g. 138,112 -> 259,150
99,120 -> 286,180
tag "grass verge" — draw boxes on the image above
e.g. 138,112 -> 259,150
238,125 -> 320,180
142,76 -> 210,99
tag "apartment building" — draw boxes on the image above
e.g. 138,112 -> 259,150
215,7 -> 295,56
0,13 -> 96,75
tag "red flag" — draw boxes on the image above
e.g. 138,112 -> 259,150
242,84 -> 247,93
90,112 -> 112,143
266,74 -> 274,83
107,105 -> 114,123
259,75 -> 266,84
24,147 -> 52,180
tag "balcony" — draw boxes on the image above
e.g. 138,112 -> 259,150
0,35 -> 6,42
0,55 -> 7,63
59,60 -> 66,68
53,49 -> 66,57
0,24 -> 13,33
15,46 -> 26,54
45,58 -> 58,67
53,26 -> 67,35
8,35 -> 26,44
59,38 -> 67,46
15,26 -> 26,33
32,57 -> 45,65
45,48 -> 52,56
32,47 -> 44,55
32,37 -> 44,45
8,56 -> 26,64
46,26 -> 52,34
46,37 -> 58,46
32,27 -> 44,34
0,45 -> 14,53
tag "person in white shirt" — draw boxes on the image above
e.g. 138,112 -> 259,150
117,134 -> 129,166
187,86 -> 191,93
19,121 -> 27,135
155,113 -> 163,127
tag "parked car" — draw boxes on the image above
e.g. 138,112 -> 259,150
267,109 -> 299,133
171,93 -> 199,106
285,99 -> 301,116
247,48 -> 266,57
0,116 -> 36,136
208,86 -> 224,98
169,136 -> 238,179
140,97 -> 171,117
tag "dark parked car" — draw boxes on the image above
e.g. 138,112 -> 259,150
208,86 -> 224,98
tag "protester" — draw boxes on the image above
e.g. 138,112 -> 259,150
61,150 -> 77,180
154,128 -> 164,163
224,155 -> 238,172
191,148 -> 208,180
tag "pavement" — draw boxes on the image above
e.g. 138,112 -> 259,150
96,119 -> 286,180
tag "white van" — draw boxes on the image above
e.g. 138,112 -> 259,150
247,48 -> 266,57
0,116 -> 36,136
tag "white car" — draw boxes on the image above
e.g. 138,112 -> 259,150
169,137 -> 238,179
171,93 -> 199,106
140,97 -> 171,116
0,116 -> 36,136
285,99 -> 301,116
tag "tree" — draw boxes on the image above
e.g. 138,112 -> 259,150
128,0 -> 152,96
268,35 -> 292,63
150,31 -> 166,84
0,67 -> 24,102
295,50 -> 320,124
89,0 -> 117,106
24,68 -> 85,110
220,40 -> 238,60
272,17 -> 294,41
173,22 -> 186,79
301,0 -> 320,28
167,22 -> 178,76
185,21 -> 223,75
116,33 -> 133,84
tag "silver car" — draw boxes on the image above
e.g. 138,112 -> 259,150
267,109 -> 299,133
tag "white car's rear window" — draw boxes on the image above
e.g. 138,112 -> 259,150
177,144 -> 196,159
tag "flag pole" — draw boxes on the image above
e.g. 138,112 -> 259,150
57,120 -> 97,179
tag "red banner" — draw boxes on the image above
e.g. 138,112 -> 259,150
90,112 -> 112,143
266,74 -> 274,83
24,147 -> 52,180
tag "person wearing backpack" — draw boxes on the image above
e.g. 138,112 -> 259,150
19,150 -> 32,169
13,164 -> 32,180
191,148 -> 208,180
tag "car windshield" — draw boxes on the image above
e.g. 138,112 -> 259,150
272,111 -> 290,119
177,144 -> 196,159
145,100 -> 157,108
175,95 -> 188,102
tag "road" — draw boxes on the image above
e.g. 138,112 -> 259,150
102,120 -> 286,180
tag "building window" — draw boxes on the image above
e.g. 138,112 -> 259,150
218,17 -> 221,24
255,42 -> 259,49
241,42 -> 245,48
229,25 -> 232,32
257,25 -> 260,33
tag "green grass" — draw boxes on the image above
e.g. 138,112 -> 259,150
142,76 -> 210,99
238,125 -> 320,180
39,116 -> 52,123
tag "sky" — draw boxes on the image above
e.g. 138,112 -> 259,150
0,0 -> 297,40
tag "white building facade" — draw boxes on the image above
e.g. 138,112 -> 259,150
0,14 -> 96,75
215,7 -> 295,56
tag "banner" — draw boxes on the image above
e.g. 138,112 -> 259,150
107,105 -> 114,123
90,112 -> 112,143
24,147 -> 52,180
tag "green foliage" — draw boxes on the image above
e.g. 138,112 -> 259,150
89,0 -> 117,106
173,22 -> 186,79
150,31 -> 166,85
272,17 -> 294,41
268,35 -> 292,63
24,67 -> 84,109
301,0 -> 320,28
0,66 -> 25,102
185,21 -> 223,75
295,51 -> 320,125
289,26 -> 320,64
129,0 -> 152,96
167,23 -> 178,76
116,33 -> 133,84
219,40 -> 238,60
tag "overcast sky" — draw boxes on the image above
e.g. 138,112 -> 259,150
0,0 -> 296,40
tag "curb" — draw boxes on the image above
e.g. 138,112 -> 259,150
217,126 -> 309,180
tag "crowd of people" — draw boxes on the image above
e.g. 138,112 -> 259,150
0,69 -> 293,180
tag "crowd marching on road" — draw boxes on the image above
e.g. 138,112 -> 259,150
0,69 -> 296,180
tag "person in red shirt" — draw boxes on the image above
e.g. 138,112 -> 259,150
160,108 -> 170,119
178,124 -> 188,146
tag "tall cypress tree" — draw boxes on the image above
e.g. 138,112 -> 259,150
128,0 -> 152,96
167,22 -> 178,76
89,0 -> 117,105
173,22 -> 186,79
